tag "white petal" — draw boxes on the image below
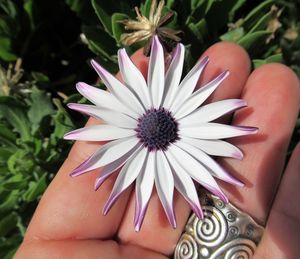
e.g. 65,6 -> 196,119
76,82 -> 135,117
162,43 -> 185,109
94,145 -> 141,190
103,148 -> 148,215
68,103 -> 138,129
134,152 -> 155,231
174,70 -> 229,119
148,35 -> 165,108
169,56 -> 209,112
164,151 -> 203,219
155,151 -> 176,228
175,141 -> 243,187
168,144 -> 228,202
181,137 -> 243,159
70,137 -> 139,176
179,123 -> 258,139
64,125 -> 135,141
118,49 -> 152,109
179,99 -> 247,126
91,60 -> 145,116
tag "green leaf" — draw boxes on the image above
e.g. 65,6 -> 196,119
111,13 -> 129,44
0,212 -> 18,237
91,0 -> 113,36
0,96 -> 31,141
228,0 -> 247,21
22,173 -> 47,202
0,190 -> 19,213
220,27 -> 245,42
31,72 -> 49,83
82,25 -> 117,63
2,174 -> 27,190
0,38 -> 17,61
237,31 -> 271,51
7,149 -> 34,174
187,18 -> 207,42
51,98 -> 74,140
0,124 -> 17,144
242,0 -> 274,30
27,87 -> 54,129
249,10 -> 273,33
253,53 -> 283,68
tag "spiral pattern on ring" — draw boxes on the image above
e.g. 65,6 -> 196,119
174,234 -> 198,259
193,206 -> 227,247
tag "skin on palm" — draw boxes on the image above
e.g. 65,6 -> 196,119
15,42 -> 300,259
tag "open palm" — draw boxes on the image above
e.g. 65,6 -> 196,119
16,42 -> 300,259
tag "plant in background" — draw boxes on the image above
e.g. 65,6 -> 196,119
121,0 -> 181,55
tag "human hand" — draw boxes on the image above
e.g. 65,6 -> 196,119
15,42 -> 300,259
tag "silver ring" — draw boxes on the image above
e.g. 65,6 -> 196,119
174,190 -> 264,259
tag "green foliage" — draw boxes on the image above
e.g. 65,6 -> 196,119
0,0 -> 300,258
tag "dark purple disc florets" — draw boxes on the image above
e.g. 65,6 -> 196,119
136,108 -> 179,151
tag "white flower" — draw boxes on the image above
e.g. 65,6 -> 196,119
64,36 -> 257,231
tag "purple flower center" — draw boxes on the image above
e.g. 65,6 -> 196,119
136,108 -> 179,151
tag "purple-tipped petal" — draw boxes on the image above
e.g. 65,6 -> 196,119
94,145 -> 141,190
148,35 -> 165,108
175,141 -> 244,187
179,123 -> 258,139
163,43 -> 185,109
75,82 -> 134,117
181,137 -> 244,160
70,137 -> 139,177
91,59 -> 145,116
102,148 -> 147,215
170,56 -> 209,112
67,103 -> 137,129
168,144 -> 227,202
134,152 -> 155,231
179,99 -> 247,125
63,125 -> 135,141
155,151 -> 176,228
164,150 -> 203,219
174,70 -> 230,119
118,49 -> 152,109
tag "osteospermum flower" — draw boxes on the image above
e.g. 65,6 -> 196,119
64,36 -> 257,231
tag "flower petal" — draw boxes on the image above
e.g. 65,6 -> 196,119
174,70 -> 230,119
94,145 -> 141,190
164,151 -> 203,219
134,152 -> 155,231
64,125 -> 135,141
168,144 -> 228,202
181,137 -> 243,159
179,123 -> 258,139
162,43 -> 185,109
169,56 -> 209,112
103,147 -> 148,215
155,151 -> 176,228
148,35 -> 165,108
70,137 -> 139,176
67,103 -> 138,129
179,99 -> 247,126
91,60 -> 145,116
175,141 -> 243,187
118,49 -> 152,109
76,82 -> 135,117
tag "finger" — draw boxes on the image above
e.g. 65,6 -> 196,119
15,240 -> 167,259
24,49 -> 149,241
118,42 -> 251,255
219,63 -> 300,223
255,141 -> 300,258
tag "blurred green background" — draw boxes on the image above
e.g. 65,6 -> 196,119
0,0 -> 299,257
